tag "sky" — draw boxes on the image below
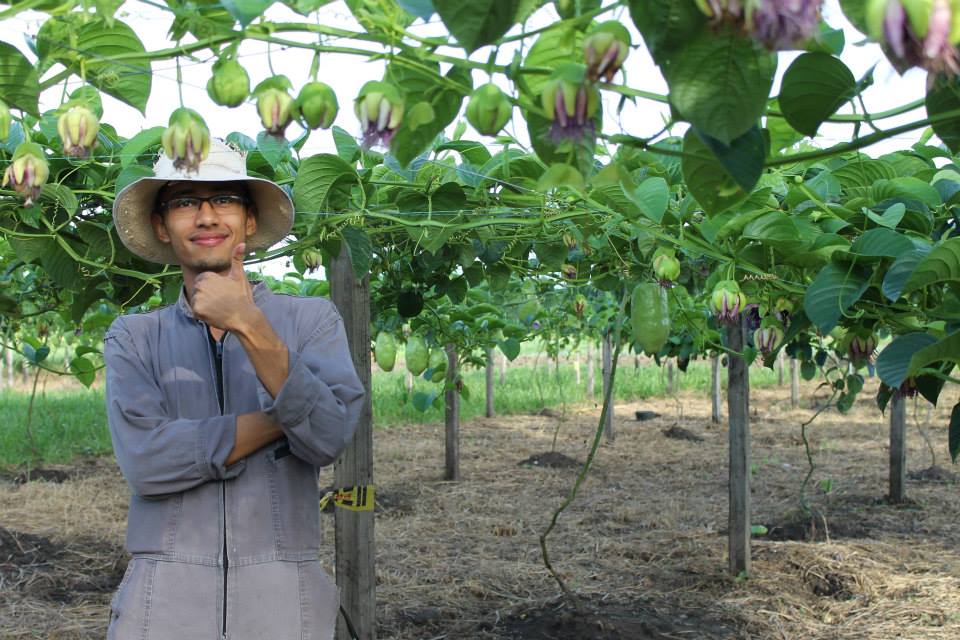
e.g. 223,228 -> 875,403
0,0 -> 937,279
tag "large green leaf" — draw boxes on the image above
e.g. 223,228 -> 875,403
803,263 -> 870,332
848,228 -> 914,258
37,16 -> 151,113
882,246 -> 931,301
292,154 -> 358,213
664,25 -> 776,144
624,177 -> 669,223
680,128 -> 748,215
627,0 -> 705,65
876,332 -> 938,390
778,53 -> 855,137
120,126 -> 165,168
434,0 -> 520,53
908,330 -> 960,380
926,77 -> 960,154
902,238 -> 960,294
742,211 -> 807,252
340,225 -> 372,280
695,125 -> 766,191
839,0 -> 869,33
832,158 -> 898,191
389,65 -> 471,168
0,42 -> 39,116
219,0 -> 274,26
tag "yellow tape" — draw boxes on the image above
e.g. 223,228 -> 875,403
320,485 -> 375,512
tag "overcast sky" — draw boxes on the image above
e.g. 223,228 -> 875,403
0,0 -> 935,278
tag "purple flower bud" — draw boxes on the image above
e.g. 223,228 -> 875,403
749,0 -> 823,50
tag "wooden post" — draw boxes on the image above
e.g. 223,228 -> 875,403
727,319 -> 750,576
574,350 -> 581,386
405,369 -> 413,394
586,340 -> 595,400
666,360 -> 675,395
790,358 -> 799,408
777,350 -> 785,386
5,348 -> 13,388
602,334 -> 614,442
498,351 -> 506,385
485,347 -> 494,418
711,355 -> 721,424
889,392 -> 907,503
444,343 -> 460,481
329,249 -> 376,640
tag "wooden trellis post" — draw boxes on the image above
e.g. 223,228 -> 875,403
889,392 -> 907,503
330,249 -> 376,640
727,319 -> 750,576
445,343 -> 460,481
586,340 -> 595,400
711,355 -> 722,424
790,358 -> 799,408
485,347 -> 495,418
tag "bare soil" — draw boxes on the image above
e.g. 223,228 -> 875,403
1,376 -> 959,639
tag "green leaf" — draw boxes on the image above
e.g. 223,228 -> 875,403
876,332 -> 938,390
8,236 -> 51,263
293,153 -> 358,212
949,402 -> 960,464
397,0 -> 434,20
219,0 -> 274,26
499,337 -> 521,361
340,225 -> 372,280
908,331 -> 960,380
37,16 -> 152,113
24,344 -> 49,364
332,126 -> 360,164
681,128 -> 748,215
120,126 -> 165,168
627,0 -> 705,65
537,163 -> 585,194
926,75 -> 960,154
521,23 -> 584,99
434,0 -> 520,53
778,53 -> 855,137
0,42 -> 40,116
41,241 -> 81,290
69,356 -> 96,388
839,0 -> 869,33
865,202 -> 905,229
41,183 -> 78,217
803,263 -> 870,333
256,131 -> 292,170
389,65 -> 471,168
695,125 -> 766,191
848,228 -> 914,258
625,177 -> 669,223
882,246 -> 931,301
412,390 -> 440,412
902,238 -> 960,295
664,25 -> 776,144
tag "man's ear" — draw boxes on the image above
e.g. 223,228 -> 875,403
244,205 -> 258,238
151,212 -> 171,244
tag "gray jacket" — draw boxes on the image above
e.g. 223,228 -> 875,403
103,281 -> 365,640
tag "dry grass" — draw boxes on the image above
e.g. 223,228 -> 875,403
2,377 -> 959,639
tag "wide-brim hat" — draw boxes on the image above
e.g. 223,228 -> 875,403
112,138 -> 294,264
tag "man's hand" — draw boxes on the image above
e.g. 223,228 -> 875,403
191,243 -> 256,331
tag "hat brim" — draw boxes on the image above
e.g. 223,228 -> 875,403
112,175 -> 294,265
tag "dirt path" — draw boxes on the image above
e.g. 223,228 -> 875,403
2,378 -> 959,638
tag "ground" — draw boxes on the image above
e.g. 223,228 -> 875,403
2,376 -> 959,639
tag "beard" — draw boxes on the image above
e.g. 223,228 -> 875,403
191,257 -> 232,273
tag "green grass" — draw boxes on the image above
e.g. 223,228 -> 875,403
0,360 -> 780,468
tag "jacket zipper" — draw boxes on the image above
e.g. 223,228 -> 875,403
204,322 -> 229,640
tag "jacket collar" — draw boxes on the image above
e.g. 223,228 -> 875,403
176,279 -> 271,320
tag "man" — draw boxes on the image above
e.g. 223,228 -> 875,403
104,138 -> 365,640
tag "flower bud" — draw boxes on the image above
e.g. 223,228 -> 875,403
161,107 -> 211,173
867,0 -> 960,74
695,0 -> 744,20
561,263 -> 577,280
465,83 -> 512,136
57,106 -> 99,158
257,87 -> 296,137
898,377 -> 918,398
297,81 -> 339,130
573,294 -> 587,319
748,0 -> 823,50
709,279 -> 747,326
584,21 -> 631,82
302,248 -> 322,273
540,76 -> 599,142
652,249 -> 681,286
354,81 -> 404,149
0,99 -> 10,141
206,59 -> 250,108
2,142 -> 49,206
753,319 -> 784,357
845,329 -> 878,367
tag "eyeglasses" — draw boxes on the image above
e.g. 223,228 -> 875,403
160,194 -> 249,216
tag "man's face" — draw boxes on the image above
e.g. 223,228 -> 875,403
151,181 -> 257,274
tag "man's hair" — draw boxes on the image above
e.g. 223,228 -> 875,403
153,180 -> 257,219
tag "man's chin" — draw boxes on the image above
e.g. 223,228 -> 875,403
190,259 -> 231,273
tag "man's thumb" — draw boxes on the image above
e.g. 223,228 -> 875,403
232,243 -> 247,276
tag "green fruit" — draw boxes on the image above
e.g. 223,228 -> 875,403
405,335 -> 429,376
428,348 -> 447,382
630,283 -> 670,355
206,59 -> 250,107
374,332 -> 397,371
465,83 -> 512,136
297,81 -> 339,130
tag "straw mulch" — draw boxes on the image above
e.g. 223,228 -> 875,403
2,376 -> 959,639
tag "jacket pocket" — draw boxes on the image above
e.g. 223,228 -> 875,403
107,558 -> 146,640
268,448 -> 320,553
299,560 -> 339,640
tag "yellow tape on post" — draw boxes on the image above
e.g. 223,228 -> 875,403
320,485 -> 375,512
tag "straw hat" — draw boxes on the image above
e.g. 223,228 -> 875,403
112,138 -> 294,264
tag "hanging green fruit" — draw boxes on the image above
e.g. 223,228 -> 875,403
297,81 -> 339,130
207,59 -> 250,107
257,87 -> 297,137
405,335 -> 429,376
428,347 -> 447,382
161,107 -> 210,173
465,83 -> 512,136
2,142 -> 49,206
57,106 -> 99,158
583,21 -> 631,82
354,81 -> 404,149
630,283 -> 670,355
374,332 -> 397,371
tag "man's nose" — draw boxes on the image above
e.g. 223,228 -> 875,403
196,199 -> 218,224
